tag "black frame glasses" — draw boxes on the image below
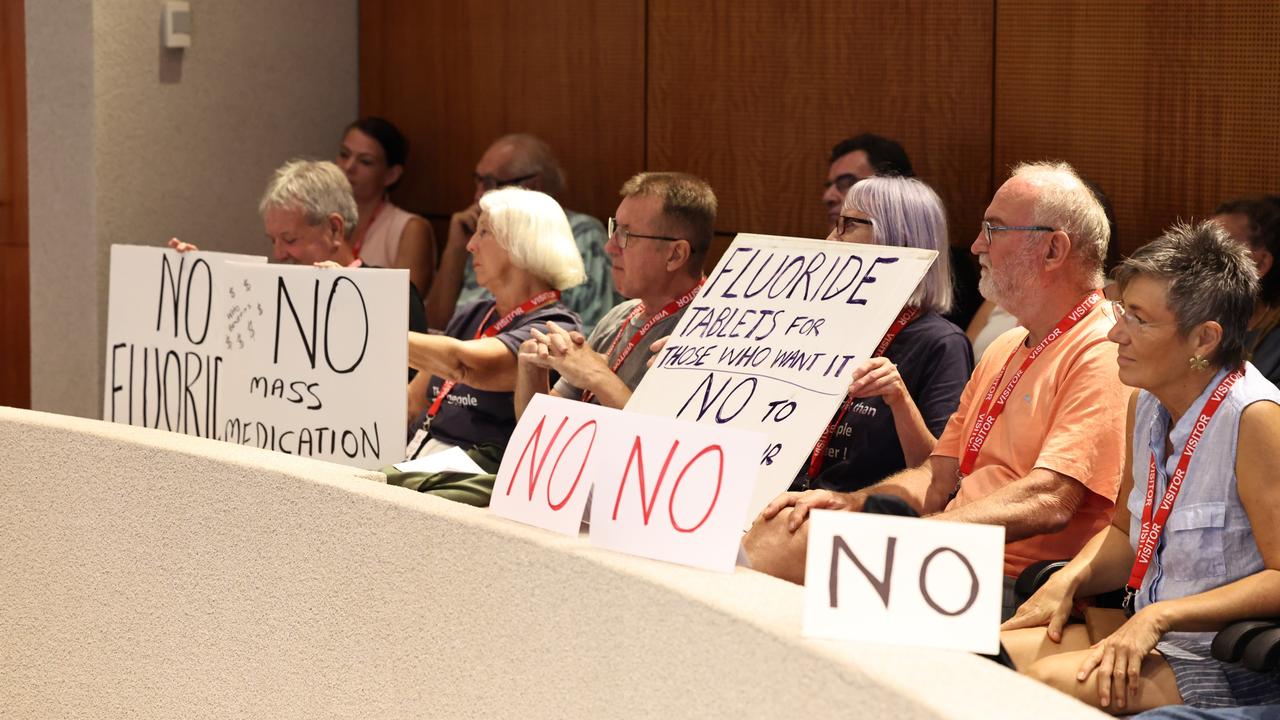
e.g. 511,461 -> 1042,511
473,171 -> 540,191
835,214 -> 874,236
981,221 -> 1055,244
607,217 -> 684,249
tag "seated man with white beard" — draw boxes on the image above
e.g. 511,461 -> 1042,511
744,161 -> 1130,621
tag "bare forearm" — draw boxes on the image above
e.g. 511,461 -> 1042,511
853,462 -> 935,514
408,332 -> 466,380
886,393 -> 939,469
1152,570 -> 1280,633
1048,524 -> 1134,598
577,366 -> 632,409
515,365 -> 551,420
932,469 -> 1085,542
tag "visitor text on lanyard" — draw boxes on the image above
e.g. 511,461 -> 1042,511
581,281 -> 703,404
958,291 -> 1103,478
1123,367 -> 1242,613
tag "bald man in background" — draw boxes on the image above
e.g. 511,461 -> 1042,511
426,134 -> 619,332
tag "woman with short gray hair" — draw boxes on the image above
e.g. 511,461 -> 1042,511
796,175 -> 974,493
1001,220 -> 1280,714
396,187 -> 585,504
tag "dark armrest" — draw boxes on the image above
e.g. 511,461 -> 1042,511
1213,620 -> 1280,672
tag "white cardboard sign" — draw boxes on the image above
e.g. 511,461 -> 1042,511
103,245 -> 266,439
626,235 -> 936,522
802,510 -> 1005,654
215,262 -> 407,470
490,394 -> 766,573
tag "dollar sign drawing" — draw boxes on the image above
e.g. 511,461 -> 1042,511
243,279 -> 251,291
237,335 -> 244,349
257,303 -> 263,316
248,320 -> 255,339
229,287 -> 236,299
225,336 -> 232,350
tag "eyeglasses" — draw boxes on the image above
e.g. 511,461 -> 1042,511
981,221 -> 1055,245
607,217 -> 683,249
823,173 -> 866,194
835,214 -> 874,236
473,171 -> 539,191
1110,300 -> 1171,332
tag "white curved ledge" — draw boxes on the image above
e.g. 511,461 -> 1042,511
0,407 -> 1104,719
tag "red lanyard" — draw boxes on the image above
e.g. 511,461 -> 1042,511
427,290 -> 561,418
1125,368 -> 1242,605
581,280 -> 704,404
806,306 -> 922,478
958,291 -> 1102,477
351,198 -> 387,259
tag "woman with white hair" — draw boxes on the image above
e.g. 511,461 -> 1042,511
400,187 -> 585,479
798,175 -> 974,492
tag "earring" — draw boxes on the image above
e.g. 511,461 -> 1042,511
1188,356 -> 1210,371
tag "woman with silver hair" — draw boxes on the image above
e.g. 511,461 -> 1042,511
396,187 -> 585,500
796,175 -> 974,492
1001,221 -> 1280,714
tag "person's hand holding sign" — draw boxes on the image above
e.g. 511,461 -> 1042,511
847,357 -> 908,404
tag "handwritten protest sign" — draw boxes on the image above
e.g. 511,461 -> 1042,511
803,510 -> 1004,654
626,234 -> 936,521
214,262 -> 407,470
490,394 -> 766,572
104,245 -> 265,438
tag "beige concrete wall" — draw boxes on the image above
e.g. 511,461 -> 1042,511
27,0 -> 357,419
0,407 -> 1107,719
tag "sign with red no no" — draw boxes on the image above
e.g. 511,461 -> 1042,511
489,394 -> 767,573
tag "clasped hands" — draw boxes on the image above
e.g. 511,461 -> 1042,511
518,321 -> 606,389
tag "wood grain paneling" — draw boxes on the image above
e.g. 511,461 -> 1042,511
995,2 -> 1280,256
647,0 -> 995,254
359,0 -> 646,226
1,0 -> 30,408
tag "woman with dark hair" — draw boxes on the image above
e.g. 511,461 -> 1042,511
1215,196 -> 1280,385
1001,221 -> 1280,714
337,117 -> 436,298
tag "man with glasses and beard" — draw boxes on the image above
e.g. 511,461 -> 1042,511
426,134 -> 618,332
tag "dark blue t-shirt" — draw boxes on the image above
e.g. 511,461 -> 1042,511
805,310 -> 974,492
425,299 -> 581,450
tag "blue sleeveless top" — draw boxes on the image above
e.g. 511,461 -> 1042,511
1127,363 -> 1280,635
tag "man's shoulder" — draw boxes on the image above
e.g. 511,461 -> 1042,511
590,299 -> 643,340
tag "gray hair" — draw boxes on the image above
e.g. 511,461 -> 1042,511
493,134 -> 566,199
844,175 -> 953,313
258,159 -> 358,239
1114,220 -> 1257,370
478,187 -> 585,290
1010,161 -> 1110,286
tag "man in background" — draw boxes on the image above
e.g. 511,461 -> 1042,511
426,134 -> 619,332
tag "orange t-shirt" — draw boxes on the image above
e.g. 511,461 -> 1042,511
934,301 -> 1127,577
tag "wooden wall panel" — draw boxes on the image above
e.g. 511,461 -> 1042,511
359,0 -> 646,227
1,0 -> 30,408
995,2 -> 1280,256
647,0 -> 995,257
